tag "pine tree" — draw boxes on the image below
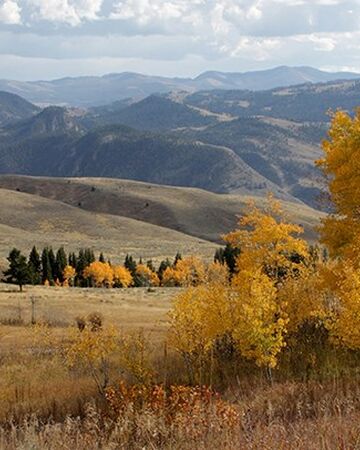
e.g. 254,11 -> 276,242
68,252 -> 78,269
174,252 -> 182,267
48,248 -> 56,283
55,247 -> 67,282
4,248 -> 30,292
99,252 -> 105,263
158,258 -> 172,282
214,244 -> 240,275
28,246 -> 41,285
41,247 -> 53,285
124,254 -> 140,286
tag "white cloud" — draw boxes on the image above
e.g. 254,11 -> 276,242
0,0 -> 21,24
27,0 -> 103,26
0,0 -> 360,79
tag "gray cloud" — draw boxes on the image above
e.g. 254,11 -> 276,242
1,0 -> 360,79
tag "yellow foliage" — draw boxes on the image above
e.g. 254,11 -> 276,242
317,109 -> 360,264
136,264 -> 160,287
113,265 -> 133,288
231,269 -> 287,368
83,261 -> 114,287
66,324 -> 118,367
169,284 -> 231,355
162,256 -> 206,287
63,265 -> 76,286
205,261 -> 229,285
325,263 -> 360,350
224,195 -> 309,278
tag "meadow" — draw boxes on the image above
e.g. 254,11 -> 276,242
0,283 -> 359,449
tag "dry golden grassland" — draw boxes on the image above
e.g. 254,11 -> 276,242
0,283 -> 175,343
0,284 -> 359,449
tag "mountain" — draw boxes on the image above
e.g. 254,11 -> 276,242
183,79 -> 360,123
90,95 -> 219,131
1,66 -> 359,107
0,91 -> 40,126
193,66 -> 360,91
173,117 -> 325,207
0,107 -> 85,176
0,110 -> 289,199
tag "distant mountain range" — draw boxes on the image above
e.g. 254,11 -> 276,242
0,66 -> 359,107
1,75 -> 360,210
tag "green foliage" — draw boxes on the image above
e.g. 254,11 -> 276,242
4,248 -> 30,291
28,246 -> 41,285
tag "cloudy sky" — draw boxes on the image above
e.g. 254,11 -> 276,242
0,0 -> 360,80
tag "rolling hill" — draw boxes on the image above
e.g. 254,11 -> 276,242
0,175 -> 324,245
0,186 -> 218,270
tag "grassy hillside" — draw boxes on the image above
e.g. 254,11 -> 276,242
0,175 -> 323,245
0,187 -> 217,270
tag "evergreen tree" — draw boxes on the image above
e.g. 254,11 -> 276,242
48,248 -> 56,283
99,252 -> 105,263
68,252 -> 77,269
55,247 -> 67,282
76,249 -> 87,287
41,247 -> 53,284
124,254 -> 141,286
28,246 -> 41,285
174,252 -> 182,267
4,248 -> 30,292
214,244 -> 240,276
158,258 -> 172,281
146,260 -> 156,273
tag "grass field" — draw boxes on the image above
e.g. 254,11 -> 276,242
0,284 -> 360,449
0,283 -> 176,346
0,174 -> 323,242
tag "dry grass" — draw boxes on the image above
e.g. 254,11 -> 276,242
0,284 -> 175,345
0,284 -> 358,448
0,174 -> 323,244
0,186 -> 217,270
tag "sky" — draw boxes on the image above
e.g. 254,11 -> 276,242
0,0 -> 360,80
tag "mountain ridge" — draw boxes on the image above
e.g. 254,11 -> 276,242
1,66 -> 359,107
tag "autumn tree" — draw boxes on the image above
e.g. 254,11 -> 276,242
316,110 -> 360,263
113,265 -> 133,288
83,261 -> 114,288
63,265 -> 76,287
162,256 -> 206,287
169,197 -> 313,374
136,264 -> 160,287
316,110 -> 360,349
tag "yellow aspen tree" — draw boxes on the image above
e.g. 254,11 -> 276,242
231,268 -> 287,368
136,264 -> 160,287
112,265 -> 133,288
224,195 -> 309,278
83,261 -> 114,287
330,264 -> 360,349
162,256 -> 206,287
63,265 -> 76,287
316,109 -> 360,264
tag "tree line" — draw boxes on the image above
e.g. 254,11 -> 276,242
2,245 -> 240,291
